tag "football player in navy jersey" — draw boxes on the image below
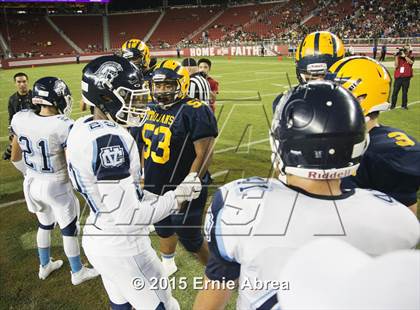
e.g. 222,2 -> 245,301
142,59 -> 218,276
327,56 -> 420,214
272,31 -> 345,113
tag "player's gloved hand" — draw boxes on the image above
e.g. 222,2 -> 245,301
173,172 -> 202,206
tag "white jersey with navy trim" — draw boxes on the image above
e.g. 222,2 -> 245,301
204,177 -> 420,310
66,116 -> 178,256
11,109 -> 73,181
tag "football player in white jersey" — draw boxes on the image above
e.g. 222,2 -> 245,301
193,81 -> 419,310
277,238 -> 420,310
278,238 -> 420,310
10,77 -> 99,285
66,55 -> 201,310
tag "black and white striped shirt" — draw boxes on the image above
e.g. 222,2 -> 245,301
188,72 -> 211,105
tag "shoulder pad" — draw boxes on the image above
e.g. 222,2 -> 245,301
184,98 -> 204,108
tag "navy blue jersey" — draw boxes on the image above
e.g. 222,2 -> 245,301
342,125 -> 420,206
142,98 -> 218,195
129,126 -> 144,155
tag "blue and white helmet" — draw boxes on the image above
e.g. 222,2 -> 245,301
32,77 -> 72,116
81,55 -> 149,127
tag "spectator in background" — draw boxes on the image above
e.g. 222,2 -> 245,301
391,46 -> 415,110
3,73 -> 33,160
348,45 -> 355,56
182,58 -> 211,105
379,43 -> 387,61
198,58 -> 219,113
260,43 -> 265,56
373,39 -> 378,59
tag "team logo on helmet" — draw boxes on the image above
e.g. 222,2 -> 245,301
93,61 -> 123,89
53,79 -> 67,96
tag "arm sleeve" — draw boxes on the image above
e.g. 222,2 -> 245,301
213,80 -> 219,93
8,96 -> 15,125
57,117 -> 74,149
10,113 -> 18,136
129,127 -> 144,155
188,104 -> 218,141
189,79 -> 197,99
204,189 -> 241,281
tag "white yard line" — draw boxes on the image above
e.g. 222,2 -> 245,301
0,198 -> 25,209
214,138 -> 269,154
1,99 -> 418,142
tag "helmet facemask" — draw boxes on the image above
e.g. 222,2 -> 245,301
113,86 -> 149,127
62,94 -> 73,117
151,78 -> 181,109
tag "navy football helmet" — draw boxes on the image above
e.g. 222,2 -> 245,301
270,80 -> 368,180
81,55 -> 149,127
32,77 -> 72,116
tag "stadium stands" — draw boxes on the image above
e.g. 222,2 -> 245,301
50,15 -> 103,52
197,3 -> 278,43
190,0 -> 320,45
108,11 -> 161,49
0,0 -> 418,58
0,14 -> 74,56
150,7 -> 222,46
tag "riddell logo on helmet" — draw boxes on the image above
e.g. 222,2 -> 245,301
307,169 -> 352,179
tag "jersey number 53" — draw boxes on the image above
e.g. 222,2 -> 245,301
142,124 -> 172,164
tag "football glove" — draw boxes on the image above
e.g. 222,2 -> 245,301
173,172 -> 202,205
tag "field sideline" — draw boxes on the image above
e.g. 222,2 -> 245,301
0,56 -> 419,309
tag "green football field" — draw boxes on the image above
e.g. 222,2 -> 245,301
0,57 -> 419,309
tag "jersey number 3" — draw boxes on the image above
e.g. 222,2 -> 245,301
142,124 -> 172,164
388,132 -> 415,147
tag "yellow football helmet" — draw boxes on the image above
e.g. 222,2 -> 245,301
327,56 -> 391,116
295,31 -> 345,83
150,60 -> 190,108
121,39 -> 151,71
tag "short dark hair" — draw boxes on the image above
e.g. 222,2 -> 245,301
181,58 -> 197,67
198,58 -> 212,68
367,111 -> 379,120
14,72 -> 28,81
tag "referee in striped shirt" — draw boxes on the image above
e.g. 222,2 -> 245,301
182,58 -> 211,105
